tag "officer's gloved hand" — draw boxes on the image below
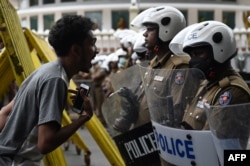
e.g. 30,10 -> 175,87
117,87 -> 137,104
113,87 -> 139,133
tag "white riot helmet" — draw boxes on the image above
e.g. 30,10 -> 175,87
130,7 -> 155,28
169,23 -> 198,55
183,21 -> 237,64
142,6 -> 186,42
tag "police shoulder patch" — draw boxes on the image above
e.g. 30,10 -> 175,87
175,72 -> 185,85
218,91 -> 232,106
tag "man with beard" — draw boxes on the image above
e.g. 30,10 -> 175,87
0,15 -> 98,165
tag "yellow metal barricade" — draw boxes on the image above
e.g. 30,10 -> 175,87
0,0 -> 34,85
0,0 -> 125,165
42,148 -> 67,166
0,1 -> 69,166
0,49 -> 15,99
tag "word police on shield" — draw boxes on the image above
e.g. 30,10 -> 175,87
224,150 -> 250,166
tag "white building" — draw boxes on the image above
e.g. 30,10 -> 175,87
9,0 -> 250,73
9,0 -> 250,31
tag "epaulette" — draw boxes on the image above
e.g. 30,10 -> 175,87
212,75 -> 250,104
170,55 -> 190,69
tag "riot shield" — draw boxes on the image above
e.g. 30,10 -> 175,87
102,64 -> 144,136
205,103 -> 250,166
139,66 -> 220,166
102,62 -> 162,166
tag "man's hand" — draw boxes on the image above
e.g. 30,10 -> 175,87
79,89 -> 93,120
68,88 -> 93,120
68,89 -> 78,105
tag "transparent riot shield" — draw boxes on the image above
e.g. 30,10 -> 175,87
139,66 -> 220,166
102,64 -> 144,136
102,62 -> 161,166
205,103 -> 250,166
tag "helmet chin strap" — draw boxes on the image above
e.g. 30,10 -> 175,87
207,68 -> 216,80
207,61 -> 229,81
206,59 -> 218,80
153,45 -> 160,52
153,38 -> 165,53
151,25 -> 167,53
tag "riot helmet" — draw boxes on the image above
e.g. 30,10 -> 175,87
182,21 -> 237,80
142,6 -> 186,42
183,21 -> 237,64
169,23 -> 198,56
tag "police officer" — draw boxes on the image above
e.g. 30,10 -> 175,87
179,21 -> 250,133
110,6 -> 192,166
113,6 -> 191,132
90,59 -> 108,126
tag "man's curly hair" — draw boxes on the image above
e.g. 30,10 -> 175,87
48,15 -> 94,57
